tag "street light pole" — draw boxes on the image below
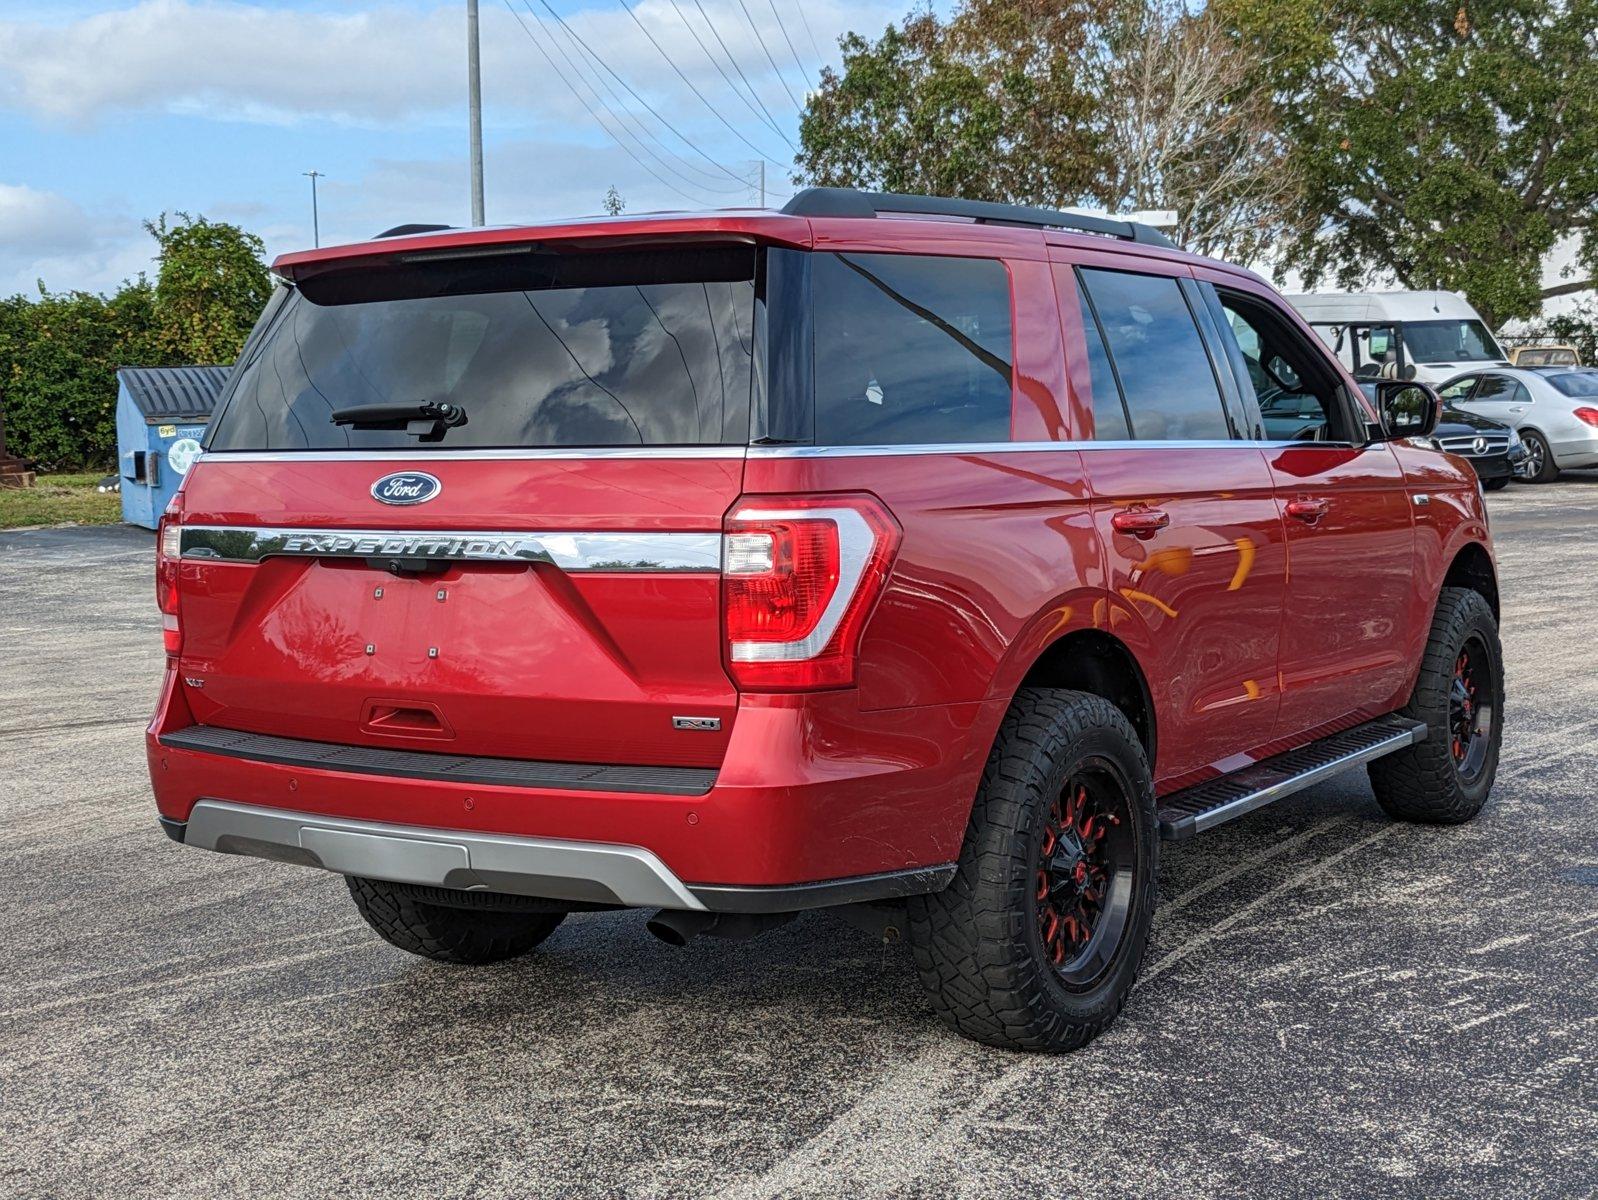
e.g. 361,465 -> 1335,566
467,0 -> 485,225
303,170 -> 323,247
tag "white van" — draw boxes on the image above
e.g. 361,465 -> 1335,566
1285,291 -> 1510,385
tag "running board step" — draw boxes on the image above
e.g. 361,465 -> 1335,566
1157,715 -> 1427,841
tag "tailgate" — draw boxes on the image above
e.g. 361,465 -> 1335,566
175,453 -> 742,768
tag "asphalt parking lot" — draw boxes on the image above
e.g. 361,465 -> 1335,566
2,478 -> 1594,1200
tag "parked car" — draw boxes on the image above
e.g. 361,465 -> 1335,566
1440,366 -> 1598,481
149,189 -> 1504,1053
1286,290 -> 1511,385
1357,380 -> 1530,489
1507,344 -> 1580,368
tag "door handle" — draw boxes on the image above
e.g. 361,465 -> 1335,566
1111,507 -> 1170,538
1285,497 -> 1330,524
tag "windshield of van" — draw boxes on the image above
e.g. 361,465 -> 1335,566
1399,319 -> 1502,364
206,244 -> 756,451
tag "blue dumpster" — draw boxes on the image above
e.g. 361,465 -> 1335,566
114,365 -> 231,529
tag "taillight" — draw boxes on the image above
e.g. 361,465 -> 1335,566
722,494 -> 900,691
1574,407 -> 1598,428
156,496 -> 183,656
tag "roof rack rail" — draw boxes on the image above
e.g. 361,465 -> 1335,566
374,223 -> 455,239
780,187 -> 1177,250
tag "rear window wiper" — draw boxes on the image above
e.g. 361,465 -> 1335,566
330,401 -> 467,443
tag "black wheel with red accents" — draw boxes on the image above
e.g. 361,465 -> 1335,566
1035,772 -> 1137,988
1369,587 -> 1503,824
906,688 -> 1157,1052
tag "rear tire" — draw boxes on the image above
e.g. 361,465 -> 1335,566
1522,429 -> 1559,482
1482,477 -> 1510,491
906,689 -> 1157,1052
347,877 -> 566,964
1368,587 -> 1503,824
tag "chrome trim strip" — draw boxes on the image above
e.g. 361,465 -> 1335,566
746,439 -> 1356,458
198,446 -> 745,463
1187,724 -> 1426,836
727,506 -> 872,663
180,525 -> 721,571
183,800 -> 707,911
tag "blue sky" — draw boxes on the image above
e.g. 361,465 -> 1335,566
0,0 -> 912,295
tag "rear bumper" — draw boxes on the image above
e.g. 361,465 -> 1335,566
148,672 -> 1001,904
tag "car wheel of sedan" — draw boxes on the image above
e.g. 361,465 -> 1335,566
1521,429 -> 1559,482
1482,477 -> 1511,491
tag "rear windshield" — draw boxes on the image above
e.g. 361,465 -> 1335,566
1549,371 -> 1598,397
206,245 -> 756,451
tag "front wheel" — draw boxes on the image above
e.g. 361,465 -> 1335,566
1482,477 -> 1511,491
906,689 -> 1157,1052
1521,430 -> 1559,482
347,877 -> 566,964
1368,587 -> 1503,824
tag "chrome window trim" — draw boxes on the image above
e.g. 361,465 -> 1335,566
746,439 -> 1356,457
726,506 -> 873,663
197,446 -> 746,463
179,526 -> 721,572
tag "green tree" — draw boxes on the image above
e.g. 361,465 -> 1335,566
797,0 -> 1294,261
798,2 -> 1108,207
1218,0 -> 1598,326
0,212 -> 270,470
146,212 -> 272,362
602,184 -> 626,216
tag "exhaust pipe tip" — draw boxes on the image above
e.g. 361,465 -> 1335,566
646,909 -> 796,945
646,909 -> 715,946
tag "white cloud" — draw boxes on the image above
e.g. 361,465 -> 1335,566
0,184 -> 152,295
0,0 -> 889,130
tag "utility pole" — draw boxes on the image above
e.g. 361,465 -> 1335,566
757,161 -> 765,208
467,0 -> 485,225
303,170 -> 323,247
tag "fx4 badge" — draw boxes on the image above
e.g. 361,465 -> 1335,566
371,472 -> 443,506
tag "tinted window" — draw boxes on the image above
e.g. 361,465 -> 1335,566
1079,269 -> 1229,440
1472,375 -> 1515,402
812,252 -> 1013,445
1072,284 -> 1130,439
207,246 -> 755,451
1438,376 -> 1478,403
1402,319 -> 1501,364
1550,371 -> 1598,398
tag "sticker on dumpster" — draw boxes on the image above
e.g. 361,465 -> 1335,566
168,438 -> 203,476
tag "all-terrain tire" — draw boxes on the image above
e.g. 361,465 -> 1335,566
1368,586 -> 1503,824
905,688 -> 1157,1052
347,876 -> 565,964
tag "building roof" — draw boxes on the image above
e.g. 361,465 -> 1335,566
116,365 -> 232,421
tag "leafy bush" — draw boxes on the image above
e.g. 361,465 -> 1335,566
0,214 -> 269,471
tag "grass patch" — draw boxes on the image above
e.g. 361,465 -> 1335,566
0,472 -> 122,529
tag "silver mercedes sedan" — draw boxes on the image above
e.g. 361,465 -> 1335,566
1438,367 -> 1598,482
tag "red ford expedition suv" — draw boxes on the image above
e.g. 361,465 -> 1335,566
149,189 -> 1503,1052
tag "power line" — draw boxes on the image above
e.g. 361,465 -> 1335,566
763,0 -> 814,91
531,2 -> 747,193
688,0 -> 796,151
731,0 -> 803,111
665,0 -> 795,149
531,0 -> 763,189
613,0 -> 792,172
499,0 -> 730,207
792,0 -> 824,66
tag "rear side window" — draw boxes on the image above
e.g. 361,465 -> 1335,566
1078,268 -> 1229,440
811,252 -> 1013,445
207,245 -> 755,451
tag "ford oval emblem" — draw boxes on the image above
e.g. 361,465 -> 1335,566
371,471 -> 442,506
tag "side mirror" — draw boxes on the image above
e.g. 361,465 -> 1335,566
1375,380 -> 1442,441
